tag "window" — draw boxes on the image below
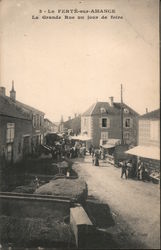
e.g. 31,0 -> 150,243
102,118 -> 107,127
6,123 -> 15,143
101,118 -> 110,128
124,118 -> 132,128
36,114 -> 39,127
33,115 -> 36,128
40,116 -> 42,126
100,107 -> 106,113
40,116 -> 44,127
124,108 -> 129,114
124,132 -> 130,139
84,118 -> 87,127
101,132 -> 108,140
101,132 -> 108,145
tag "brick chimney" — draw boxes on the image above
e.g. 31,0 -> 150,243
146,108 -> 148,113
10,80 -> 16,101
109,96 -> 114,107
0,87 -> 6,96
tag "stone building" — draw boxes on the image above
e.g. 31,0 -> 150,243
81,97 -> 139,148
126,109 -> 160,174
0,83 -> 45,164
138,109 -> 160,148
63,114 -> 81,135
44,118 -> 58,135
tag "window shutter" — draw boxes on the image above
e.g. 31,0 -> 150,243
99,118 -> 102,128
107,119 -> 110,128
130,118 -> 133,128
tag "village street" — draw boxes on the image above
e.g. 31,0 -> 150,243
73,155 -> 160,249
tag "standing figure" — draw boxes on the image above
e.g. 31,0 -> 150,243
102,147 -> 106,160
94,150 -> 99,166
83,143 -> 86,156
140,162 -> 144,180
127,161 -> 132,178
137,159 -> 141,180
142,164 -> 146,181
91,147 -> 95,157
99,146 -> 102,159
121,161 -> 127,179
138,162 -> 143,180
35,176 -> 40,188
89,145 -> 92,155
92,154 -> 95,165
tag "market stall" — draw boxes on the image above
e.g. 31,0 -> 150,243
125,145 -> 160,183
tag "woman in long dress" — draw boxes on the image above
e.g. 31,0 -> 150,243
94,150 -> 99,166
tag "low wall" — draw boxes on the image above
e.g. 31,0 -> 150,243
70,205 -> 94,248
0,192 -> 71,221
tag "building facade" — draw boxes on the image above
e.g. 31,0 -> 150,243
44,118 -> 58,135
138,109 -> 160,148
0,84 -> 45,164
81,97 -> 139,148
126,109 -> 160,178
62,114 -> 81,135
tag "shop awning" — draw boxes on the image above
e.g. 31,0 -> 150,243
102,139 -> 121,149
125,145 -> 160,161
71,134 -> 91,141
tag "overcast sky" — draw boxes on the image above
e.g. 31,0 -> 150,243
0,0 -> 159,122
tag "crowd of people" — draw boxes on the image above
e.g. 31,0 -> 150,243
120,159 -> 150,181
89,145 -> 106,166
43,135 -> 151,182
88,144 -> 150,182
44,137 -> 87,162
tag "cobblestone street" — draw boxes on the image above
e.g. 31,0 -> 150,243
73,155 -> 160,249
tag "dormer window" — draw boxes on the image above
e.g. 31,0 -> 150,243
100,107 -> 106,113
124,108 -> 129,114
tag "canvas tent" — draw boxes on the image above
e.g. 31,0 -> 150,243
125,145 -> 160,161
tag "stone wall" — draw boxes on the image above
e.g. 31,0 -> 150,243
83,113 -> 138,148
0,193 -> 70,220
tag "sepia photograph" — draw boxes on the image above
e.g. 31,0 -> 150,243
0,0 -> 160,249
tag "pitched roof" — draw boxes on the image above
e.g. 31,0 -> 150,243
139,109 -> 160,120
0,95 -> 32,120
82,101 -> 139,116
44,118 -> 53,123
16,99 -> 45,115
82,103 -> 97,116
63,115 -> 81,130
44,118 -> 58,126
0,94 -> 44,118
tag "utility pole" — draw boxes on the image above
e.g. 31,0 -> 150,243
120,84 -> 124,144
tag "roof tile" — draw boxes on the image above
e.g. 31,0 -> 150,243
139,109 -> 160,119
82,101 -> 139,116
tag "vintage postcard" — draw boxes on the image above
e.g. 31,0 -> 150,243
0,0 -> 160,249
